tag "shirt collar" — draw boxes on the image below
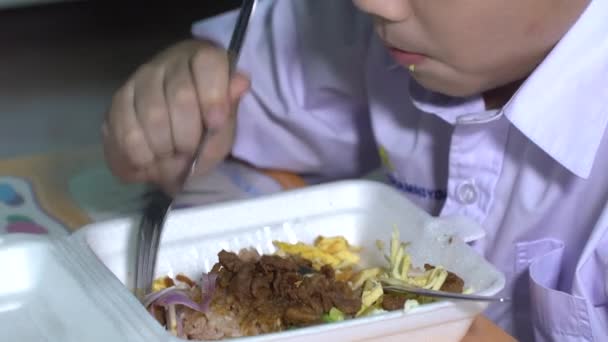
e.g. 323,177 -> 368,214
410,0 -> 608,179
502,0 -> 608,179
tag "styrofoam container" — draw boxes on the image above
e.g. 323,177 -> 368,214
0,180 -> 505,342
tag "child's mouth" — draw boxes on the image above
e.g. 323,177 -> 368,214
388,47 -> 427,67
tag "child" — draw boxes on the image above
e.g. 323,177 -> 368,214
102,1 -> 606,340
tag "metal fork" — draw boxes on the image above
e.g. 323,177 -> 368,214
133,0 -> 258,301
380,278 -> 510,303
134,190 -> 172,300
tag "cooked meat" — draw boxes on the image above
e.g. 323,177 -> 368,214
329,282 -> 362,314
284,306 -> 322,326
229,262 -> 256,301
440,271 -> 465,293
151,306 -> 167,326
320,265 -> 335,279
238,248 -> 261,262
260,254 -> 299,272
181,250 -> 362,339
381,293 -> 407,311
424,264 -> 465,293
218,250 -> 243,272
250,272 -> 273,300
176,274 -> 194,288
380,265 -> 465,311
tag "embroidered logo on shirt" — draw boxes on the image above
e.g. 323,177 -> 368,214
386,173 -> 447,201
378,146 -> 446,201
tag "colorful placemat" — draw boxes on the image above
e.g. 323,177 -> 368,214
0,145 -> 308,236
0,146 -> 104,232
0,176 -> 68,236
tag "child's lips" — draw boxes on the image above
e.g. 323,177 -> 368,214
388,47 -> 427,66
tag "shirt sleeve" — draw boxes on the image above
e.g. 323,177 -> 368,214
191,0 -> 380,182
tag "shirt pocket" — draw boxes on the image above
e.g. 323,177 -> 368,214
516,239 -> 595,342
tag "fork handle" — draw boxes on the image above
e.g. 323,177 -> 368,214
383,286 -> 510,303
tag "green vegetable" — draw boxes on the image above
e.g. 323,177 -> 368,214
322,307 -> 345,323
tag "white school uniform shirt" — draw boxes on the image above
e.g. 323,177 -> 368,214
193,1 -> 608,340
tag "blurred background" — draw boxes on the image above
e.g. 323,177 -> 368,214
0,0 -> 240,158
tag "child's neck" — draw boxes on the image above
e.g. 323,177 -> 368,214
483,79 -> 524,110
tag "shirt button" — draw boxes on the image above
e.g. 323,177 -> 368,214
456,181 -> 478,205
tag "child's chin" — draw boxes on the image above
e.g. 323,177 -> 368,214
413,75 -> 483,99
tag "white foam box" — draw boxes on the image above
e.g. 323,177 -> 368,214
0,180 -> 505,342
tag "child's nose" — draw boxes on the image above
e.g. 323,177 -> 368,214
352,0 -> 412,22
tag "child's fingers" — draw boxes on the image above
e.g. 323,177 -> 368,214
132,63 -> 175,159
190,45 -> 231,130
101,121 -> 147,183
156,155 -> 190,195
164,57 -> 204,156
107,82 -> 155,169
103,40 -> 245,189
230,72 -> 251,102
190,73 -> 250,177
186,45 -> 237,177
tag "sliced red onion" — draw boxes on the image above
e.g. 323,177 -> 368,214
143,286 -> 178,308
144,286 -> 207,313
199,273 -> 218,312
156,291 -> 207,313
144,273 -> 217,317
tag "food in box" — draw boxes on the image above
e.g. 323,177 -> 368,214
144,231 -> 467,340
0,180 -> 505,342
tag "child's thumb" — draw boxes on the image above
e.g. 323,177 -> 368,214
229,72 -> 251,103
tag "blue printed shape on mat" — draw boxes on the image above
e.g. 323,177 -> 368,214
0,177 -> 68,236
0,183 -> 24,206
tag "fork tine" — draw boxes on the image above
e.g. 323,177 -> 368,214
135,190 -> 172,301
145,213 -> 165,292
135,208 -> 153,300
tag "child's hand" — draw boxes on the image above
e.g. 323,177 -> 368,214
102,40 -> 250,194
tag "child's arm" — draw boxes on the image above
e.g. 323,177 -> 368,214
103,1 -> 377,191
191,1 -> 380,184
